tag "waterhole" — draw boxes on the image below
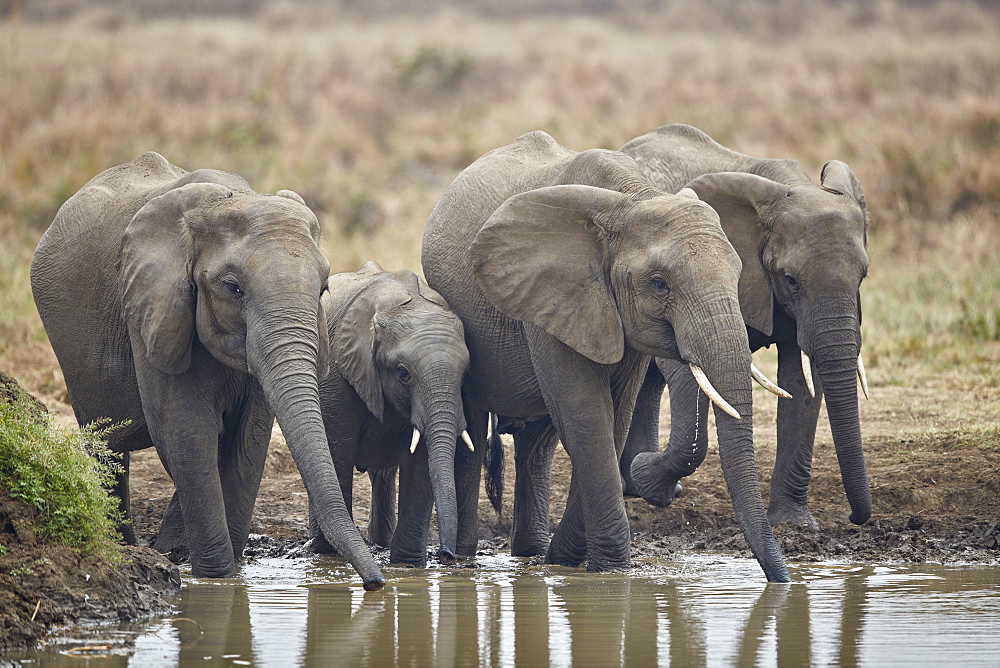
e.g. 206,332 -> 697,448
13,555 -> 1000,666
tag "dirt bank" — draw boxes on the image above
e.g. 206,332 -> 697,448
0,372 -> 180,653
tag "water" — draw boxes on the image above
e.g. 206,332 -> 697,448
10,555 -> 1000,667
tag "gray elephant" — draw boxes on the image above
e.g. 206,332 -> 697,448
309,262 -> 473,566
422,131 -> 789,582
30,152 -> 384,589
618,124 -> 871,529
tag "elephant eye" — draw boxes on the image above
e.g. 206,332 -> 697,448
222,278 -> 243,296
396,365 -> 412,384
784,274 -> 799,292
650,276 -> 670,295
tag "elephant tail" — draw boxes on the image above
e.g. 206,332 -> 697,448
485,413 -> 505,514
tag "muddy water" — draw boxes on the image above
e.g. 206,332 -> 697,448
15,556 -> 1000,666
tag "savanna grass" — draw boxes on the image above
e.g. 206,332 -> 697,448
0,0 -> 997,386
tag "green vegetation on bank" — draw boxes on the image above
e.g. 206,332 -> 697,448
0,395 -> 125,562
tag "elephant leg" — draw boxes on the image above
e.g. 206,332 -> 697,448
134,356 -> 236,578
547,472 -> 588,567
217,395 -> 273,560
527,330 -> 629,572
107,450 -> 138,545
511,418 -> 558,557
629,358 -> 710,507
391,441 -> 433,566
154,491 -> 188,562
367,467 -> 397,548
619,363 -> 666,497
767,341 -> 824,529
455,404 -> 487,557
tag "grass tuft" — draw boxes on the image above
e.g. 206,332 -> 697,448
0,395 -> 126,562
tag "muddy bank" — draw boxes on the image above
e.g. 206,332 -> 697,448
0,373 -> 180,653
0,486 -> 180,652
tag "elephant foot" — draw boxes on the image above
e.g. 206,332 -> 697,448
511,540 -> 549,558
766,502 -> 820,531
585,557 -> 631,573
630,452 -> 684,507
389,551 -> 428,568
546,535 -> 586,567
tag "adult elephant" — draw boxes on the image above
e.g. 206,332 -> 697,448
310,262 -> 473,566
422,131 -> 789,582
30,152 -> 385,589
618,124 -> 871,529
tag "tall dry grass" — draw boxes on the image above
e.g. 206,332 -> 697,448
1,1 -> 998,390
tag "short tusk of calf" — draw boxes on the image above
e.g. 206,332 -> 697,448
461,430 -> 475,452
689,363 -> 741,420
410,428 -> 422,454
857,353 -> 870,400
801,350 -> 816,398
750,362 -> 793,399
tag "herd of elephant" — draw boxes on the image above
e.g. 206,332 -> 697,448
29,124 -> 871,590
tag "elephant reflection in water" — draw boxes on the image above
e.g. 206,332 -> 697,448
162,570 -> 870,665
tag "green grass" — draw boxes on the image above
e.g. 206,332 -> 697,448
0,395 -> 126,562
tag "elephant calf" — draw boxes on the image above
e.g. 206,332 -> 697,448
310,262 -> 474,567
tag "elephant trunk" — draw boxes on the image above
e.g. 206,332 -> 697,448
809,311 -> 871,525
415,377 -> 463,564
694,318 -> 789,583
248,304 -> 385,591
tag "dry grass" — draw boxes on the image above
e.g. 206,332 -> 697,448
1,1 -> 998,399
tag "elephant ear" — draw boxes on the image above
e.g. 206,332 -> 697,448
275,189 -> 306,205
332,278 -> 414,422
686,172 -> 788,337
820,160 -> 866,211
119,182 -> 233,374
471,185 -> 627,365
332,289 -> 384,421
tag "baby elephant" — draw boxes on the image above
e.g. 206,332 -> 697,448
310,262 -> 473,566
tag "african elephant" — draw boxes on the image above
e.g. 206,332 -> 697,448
30,152 -> 384,588
422,130 -> 789,582
308,262 -> 473,566
618,124 -> 871,529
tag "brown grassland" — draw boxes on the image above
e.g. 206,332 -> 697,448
0,0 -> 999,647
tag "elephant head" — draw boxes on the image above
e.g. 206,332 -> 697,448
686,161 -> 872,524
328,263 -> 471,562
118,178 -> 384,588
471,184 -> 788,582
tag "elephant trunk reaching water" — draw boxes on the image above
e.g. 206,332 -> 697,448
417,384 -> 462,563
683,310 -> 790,583
804,308 -> 871,525
248,303 -> 385,591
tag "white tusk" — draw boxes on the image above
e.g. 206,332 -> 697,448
857,353 -> 870,400
410,428 -> 421,454
461,430 -> 475,452
801,350 -> 816,398
750,362 -> 793,399
689,363 -> 741,420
